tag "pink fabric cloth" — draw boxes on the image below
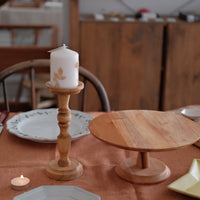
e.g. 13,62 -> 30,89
0,111 -> 199,200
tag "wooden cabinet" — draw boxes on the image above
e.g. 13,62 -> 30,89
162,23 -> 200,110
69,1 -> 200,111
79,21 -> 164,111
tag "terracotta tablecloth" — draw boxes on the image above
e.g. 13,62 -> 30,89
0,108 -> 200,200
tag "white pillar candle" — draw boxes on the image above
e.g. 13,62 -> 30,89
50,44 -> 79,88
11,175 -> 30,191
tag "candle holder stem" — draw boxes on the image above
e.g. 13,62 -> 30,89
57,94 -> 71,167
45,81 -> 84,181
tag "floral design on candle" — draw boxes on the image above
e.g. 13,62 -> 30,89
53,67 -> 66,88
75,62 -> 79,68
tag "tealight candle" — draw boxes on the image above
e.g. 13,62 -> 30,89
50,44 -> 79,88
11,175 -> 30,191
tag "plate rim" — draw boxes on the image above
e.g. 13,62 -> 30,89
7,108 -> 93,143
13,185 -> 101,200
181,108 -> 200,120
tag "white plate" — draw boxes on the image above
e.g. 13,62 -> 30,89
13,185 -> 101,200
7,109 -> 93,143
181,108 -> 200,120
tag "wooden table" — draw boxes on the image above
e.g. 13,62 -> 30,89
1,107 -> 200,200
89,110 -> 200,184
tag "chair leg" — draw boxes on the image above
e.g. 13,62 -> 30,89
30,67 -> 36,110
35,89 -> 41,109
2,80 -> 10,112
15,74 -> 25,103
81,79 -> 87,112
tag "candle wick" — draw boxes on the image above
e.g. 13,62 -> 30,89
63,44 -> 67,49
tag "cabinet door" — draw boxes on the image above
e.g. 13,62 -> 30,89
79,22 -> 163,111
163,23 -> 200,110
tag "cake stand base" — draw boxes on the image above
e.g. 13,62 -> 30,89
46,158 -> 83,181
115,156 -> 170,184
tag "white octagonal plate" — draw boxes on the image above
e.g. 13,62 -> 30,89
13,185 -> 101,200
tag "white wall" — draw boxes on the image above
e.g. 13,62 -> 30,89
63,0 -> 200,45
62,0 -> 70,45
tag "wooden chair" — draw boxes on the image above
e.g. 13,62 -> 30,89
0,24 -> 58,73
0,24 -> 58,47
0,59 -> 111,112
8,0 -> 41,8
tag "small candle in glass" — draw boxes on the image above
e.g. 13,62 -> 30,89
50,44 -> 79,88
11,175 -> 30,191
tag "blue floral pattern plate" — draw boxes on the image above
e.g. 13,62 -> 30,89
7,109 -> 94,143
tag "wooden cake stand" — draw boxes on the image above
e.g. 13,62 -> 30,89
89,110 -> 200,184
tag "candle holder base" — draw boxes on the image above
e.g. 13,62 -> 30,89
46,158 -> 83,181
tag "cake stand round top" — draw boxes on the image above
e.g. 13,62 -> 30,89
89,110 -> 200,152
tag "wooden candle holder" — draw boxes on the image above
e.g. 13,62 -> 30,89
45,81 -> 84,180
